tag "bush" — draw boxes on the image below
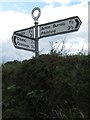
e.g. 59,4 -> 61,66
2,54 -> 89,119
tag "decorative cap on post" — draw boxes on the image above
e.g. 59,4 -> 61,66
31,7 -> 41,22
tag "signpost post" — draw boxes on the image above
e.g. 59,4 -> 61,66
12,7 -> 82,58
31,7 -> 41,57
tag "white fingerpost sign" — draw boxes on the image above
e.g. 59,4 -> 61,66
39,16 -> 82,38
12,33 -> 35,52
15,26 -> 34,38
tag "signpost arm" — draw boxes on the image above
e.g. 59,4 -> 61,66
35,21 -> 39,57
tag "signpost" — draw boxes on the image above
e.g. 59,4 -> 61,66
12,33 -> 35,52
12,7 -> 82,58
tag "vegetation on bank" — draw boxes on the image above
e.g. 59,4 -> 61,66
2,51 -> 89,119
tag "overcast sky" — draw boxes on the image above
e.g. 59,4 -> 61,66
0,0 -> 89,63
